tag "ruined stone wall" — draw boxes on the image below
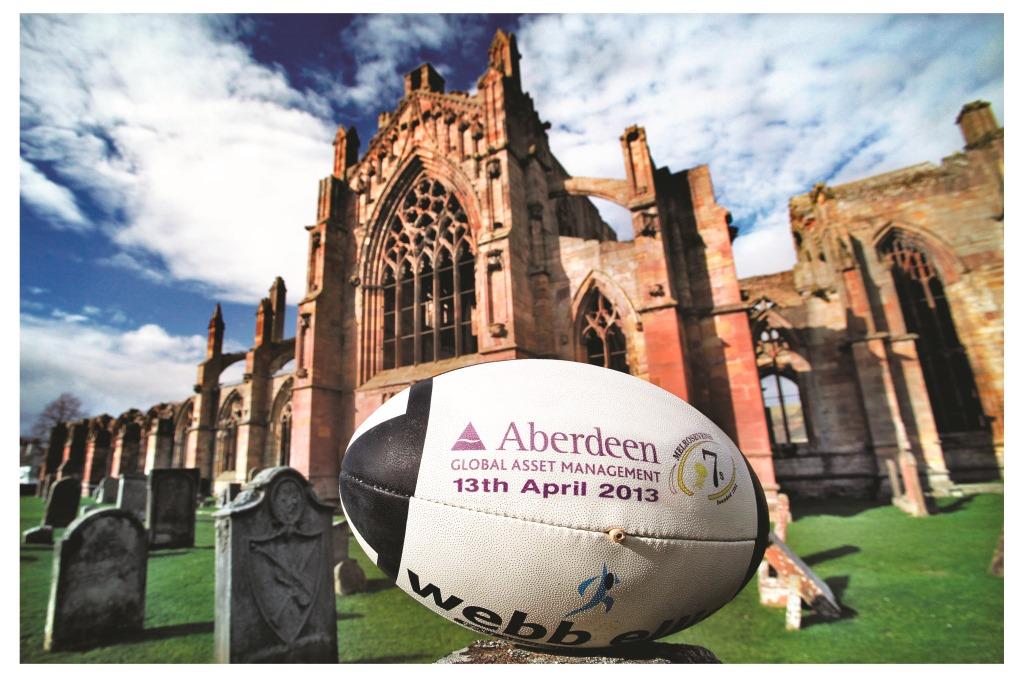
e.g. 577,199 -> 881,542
741,102 -> 1003,498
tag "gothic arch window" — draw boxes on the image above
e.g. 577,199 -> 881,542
278,403 -> 292,467
879,232 -> 985,433
216,395 -> 243,475
379,176 -> 477,370
755,322 -> 808,454
579,288 -> 629,374
172,402 -> 193,468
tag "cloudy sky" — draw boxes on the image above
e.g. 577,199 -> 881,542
19,13 -> 1003,433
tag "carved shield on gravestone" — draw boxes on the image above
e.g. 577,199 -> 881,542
244,476 -> 326,645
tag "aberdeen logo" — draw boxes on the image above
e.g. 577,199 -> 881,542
565,564 -> 620,618
451,422 -> 486,451
669,434 -> 738,505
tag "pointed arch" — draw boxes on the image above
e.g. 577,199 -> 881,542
876,226 -> 985,433
266,378 -> 294,468
360,155 -> 481,380
172,399 -> 194,468
572,272 -> 640,374
871,222 -> 967,284
215,390 -> 244,476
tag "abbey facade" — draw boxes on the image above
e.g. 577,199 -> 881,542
37,32 -> 1003,512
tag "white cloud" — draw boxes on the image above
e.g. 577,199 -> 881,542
516,14 -> 1003,278
20,158 -> 90,230
20,315 -> 206,432
20,15 -> 334,303
82,305 -> 101,316
321,15 -> 486,110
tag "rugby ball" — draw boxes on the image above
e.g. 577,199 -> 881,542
339,359 -> 768,649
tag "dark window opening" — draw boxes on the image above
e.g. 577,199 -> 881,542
880,233 -> 986,433
580,290 -> 629,374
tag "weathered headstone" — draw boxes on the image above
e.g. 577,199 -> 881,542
44,508 -> 147,651
330,521 -> 367,595
334,560 -> 367,596
117,474 -> 147,522
147,468 -> 200,549
214,467 -> 337,663
96,477 -> 120,504
44,477 -> 82,528
217,483 -> 241,508
331,521 -> 351,563
23,525 -> 54,545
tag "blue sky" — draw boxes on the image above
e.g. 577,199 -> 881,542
19,13 -> 1003,433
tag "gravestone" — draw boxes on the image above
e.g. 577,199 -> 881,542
214,467 -> 337,663
117,474 -> 147,522
23,525 -> 53,545
147,468 -> 200,549
217,482 -> 242,508
44,508 -> 147,651
45,477 -> 81,528
96,477 -> 120,504
330,521 -> 367,595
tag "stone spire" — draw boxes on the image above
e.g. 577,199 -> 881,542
488,29 -> 521,89
206,304 -> 224,359
254,297 -> 273,347
332,124 -> 360,178
269,276 -> 287,342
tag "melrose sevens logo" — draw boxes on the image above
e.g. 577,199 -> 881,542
451,422 -> 486,451
669,432 -> 738,504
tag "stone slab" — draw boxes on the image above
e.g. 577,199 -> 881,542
147,468 -> 199,549
24,525 -> 54,545
44,508 -> 147,651
214,467 -> 337,663
760,532 -> 841,618
436,639 -> 720,664
96,477 -> 120,504
44,478 -> 82,528
117,474 -> 147,523
334,559 -> 367,596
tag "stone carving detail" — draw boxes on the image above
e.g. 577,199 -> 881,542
214,467 -> 337,663
44,508 -> 147,651
486,249 -> 504,272
382,176 -> 470,268
486,158 -> 502,179
489,322 -> 507,338
648,283 -> 665,297
147,468 -> 199,549
640,212 -> 659,237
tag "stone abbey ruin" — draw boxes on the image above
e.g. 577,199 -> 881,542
35,31 -> 1004,523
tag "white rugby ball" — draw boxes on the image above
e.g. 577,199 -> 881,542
339,359 -> 768,650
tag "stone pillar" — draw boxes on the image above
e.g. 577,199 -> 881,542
290,175 -> 353,502
214,468 -> 337,663
143,416 -> 175,472
81,420 -> 112,495
873,261 -> 952,491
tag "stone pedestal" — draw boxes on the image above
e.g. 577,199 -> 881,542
436,639 -> 720,664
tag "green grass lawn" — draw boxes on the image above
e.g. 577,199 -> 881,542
20,493 -> 1003,663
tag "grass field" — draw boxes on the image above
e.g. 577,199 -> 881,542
20,493 -> 1003,663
